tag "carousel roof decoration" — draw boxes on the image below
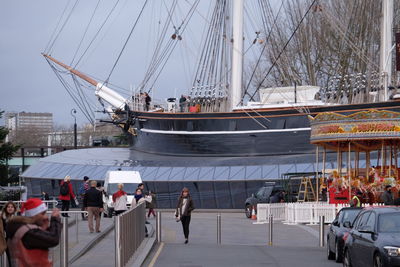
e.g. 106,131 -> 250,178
309,109 -> 400,147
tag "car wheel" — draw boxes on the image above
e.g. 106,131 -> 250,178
327,237 -> 335,260
335,241 -> 343,263
373,254 -> 382,267
343,249 -> 352,267
245,204 -> 252,218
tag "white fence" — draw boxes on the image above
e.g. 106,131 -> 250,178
256,202 -> 384,225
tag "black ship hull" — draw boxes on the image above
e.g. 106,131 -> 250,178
129,100 -> 400,156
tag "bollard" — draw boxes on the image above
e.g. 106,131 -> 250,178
217,213 -> 221,244
61,216 -> 68,267
319,215 -> 325,247
156,211 -> 162,243
268,214 -> 273,246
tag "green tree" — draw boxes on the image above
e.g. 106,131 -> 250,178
0,110 -> 20,185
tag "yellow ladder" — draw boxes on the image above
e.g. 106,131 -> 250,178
297,176 -> 316,202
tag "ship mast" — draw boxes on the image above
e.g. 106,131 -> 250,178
380,0 -> 394,101
230,0 -> 244,110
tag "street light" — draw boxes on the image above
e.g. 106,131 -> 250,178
70,109 -> 77,149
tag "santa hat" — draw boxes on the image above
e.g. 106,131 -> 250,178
21,198 -> 47,217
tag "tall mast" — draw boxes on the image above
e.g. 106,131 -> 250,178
230,0 -> 244,110
380,0 -> 394,101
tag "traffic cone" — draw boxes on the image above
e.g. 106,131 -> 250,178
251,206 -> 257,220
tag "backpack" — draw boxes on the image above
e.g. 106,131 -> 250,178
60,182 -> 70,196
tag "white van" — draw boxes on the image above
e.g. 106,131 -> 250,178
103,170 -> 142,217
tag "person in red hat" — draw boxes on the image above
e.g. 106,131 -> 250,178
6,198 -> 62,267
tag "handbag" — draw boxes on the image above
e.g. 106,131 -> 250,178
175,208 -> 181,222
74,197 -> 79,206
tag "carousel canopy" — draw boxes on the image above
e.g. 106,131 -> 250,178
309,109 -> 400,151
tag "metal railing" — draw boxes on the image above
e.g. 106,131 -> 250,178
115,203 -> 146,267
48,211 -> 88,267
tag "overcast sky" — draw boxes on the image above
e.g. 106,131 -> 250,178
0,0 -> 274,126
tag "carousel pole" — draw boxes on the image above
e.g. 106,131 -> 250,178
390,145 -> 393,177
348,142 -> 352,201
316,146 -> 319,202
323,147 -> 326,181
366,150 -> 371,182
355,150 -> 360,177
381,141 -> 385,176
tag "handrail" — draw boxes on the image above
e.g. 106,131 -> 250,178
115,203 -> 146,267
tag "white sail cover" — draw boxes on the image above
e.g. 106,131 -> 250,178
259,86 -> 320,104
95,83 -> 126,109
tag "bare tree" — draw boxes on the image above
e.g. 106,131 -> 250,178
250,0 -> 384,97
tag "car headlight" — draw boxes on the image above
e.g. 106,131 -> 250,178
384,246 -> 400,256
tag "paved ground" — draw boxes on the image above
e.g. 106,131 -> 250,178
49,214 -> 114,266
145,212 -> 340,267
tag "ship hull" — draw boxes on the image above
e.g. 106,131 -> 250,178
129,101 -> 400,156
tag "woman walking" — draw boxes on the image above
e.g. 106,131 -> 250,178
112,184 -> 127,215
175,187 -> 194,244
1,201 -> 17,229
59,175 -> 76,217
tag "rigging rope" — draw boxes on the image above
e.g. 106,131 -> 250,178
44,0 -> 72,54
248,0 -> 318,102
73,0 -> 121,68
70,0 -> 101,65
47,0 -> 80,55
104,0 -> 150,86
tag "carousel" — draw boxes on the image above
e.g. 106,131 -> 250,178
309,109 -> 400,204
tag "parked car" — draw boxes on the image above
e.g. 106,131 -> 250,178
245,182 -> 285,218
343,207 -> 400,267
327,207 -> 362,263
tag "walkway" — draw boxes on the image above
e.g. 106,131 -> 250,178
146,212 -> 340,267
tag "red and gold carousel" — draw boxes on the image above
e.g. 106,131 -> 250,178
309,109 -> 400,204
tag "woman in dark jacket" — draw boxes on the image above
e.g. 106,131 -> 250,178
175,188 -> 194,244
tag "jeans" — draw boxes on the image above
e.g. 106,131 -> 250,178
87,207 -> 101,232
61,200 -> 70,216
181,215 -> 191,239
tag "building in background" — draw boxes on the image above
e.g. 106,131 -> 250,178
5,112 -> 53,145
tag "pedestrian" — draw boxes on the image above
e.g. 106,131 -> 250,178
144,92 -> 151,111
41,192 -> 50,201
137,183 -> 146,194
78,176 -> 90,220
1,201 -> 17,229
147,191 -> 156,218
96,182 -> 106,218
59,175 -> 76,217
179,95 -> 187,112
6,198 -> 62,267
83,180 -> 104,233
175,187 -> 195,244
132,188 -> 152,237
350,190 -> 363,207
381,185 -> 394,205
131,188 -> 152,207
1,201 -> 17,266
112,183 -> 127,215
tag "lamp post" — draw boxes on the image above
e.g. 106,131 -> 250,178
70,109 -> 77,149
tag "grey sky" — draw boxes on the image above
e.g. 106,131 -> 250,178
1,0 -> 274,126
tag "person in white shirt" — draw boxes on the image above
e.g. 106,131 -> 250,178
112,184 -> 128,216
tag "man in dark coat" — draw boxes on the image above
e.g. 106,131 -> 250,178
84,180 -> 104,233
381,185 -> 394,205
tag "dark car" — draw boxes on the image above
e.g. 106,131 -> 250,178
327,207 -> 362,263
245,182 -> 284,218
343,207 -> 400,267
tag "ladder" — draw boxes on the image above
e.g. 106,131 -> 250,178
297,176 -> 316,202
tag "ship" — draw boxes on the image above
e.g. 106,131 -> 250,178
43,0 -> 399,158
